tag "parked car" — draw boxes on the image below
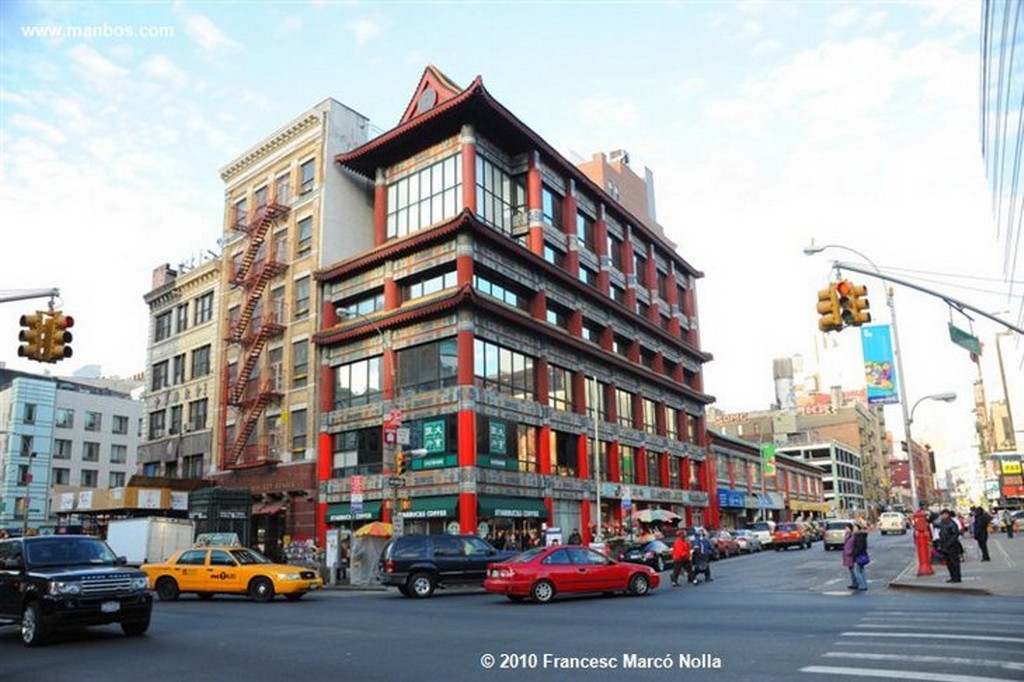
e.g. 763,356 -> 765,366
619,539 -> 673,572
378,534 -> 516,598
878,512 -> 907,535
772,523 -> 810,550
709,531 -> 741,558
484,545 -> 659,603
0,535 -> 153,646
748,521 -> 775,548
142,546 -> 322,602
823,520 -> 857,551
731,529 -> 763,553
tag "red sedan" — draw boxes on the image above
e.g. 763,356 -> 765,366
484,545 -> 660,603
710,530 -> 741,559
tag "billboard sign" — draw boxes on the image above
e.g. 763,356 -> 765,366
860,324 -> 899,405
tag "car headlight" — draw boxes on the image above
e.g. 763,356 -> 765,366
277,573 -> 302,581
132,576 -> 150,591
49,580 -> 83,596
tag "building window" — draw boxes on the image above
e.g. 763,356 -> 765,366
106,471 -> 125,489
83,442 -> 100,462
397,339 -> 458,395
657,270 -> 669,300
80,470 -> 98,488
548,365 -> 574,412
338,292 -> 384,319
581,319 -> 602,343
611,283 -> 627,306
291,408 -> 307,456
545,301 -> 570,329
183,454 -> 204,478
613,335 -> 631,357
686,414 -> 700,444
152,361 -> 169,391
475,155 -> 525,234
576,211 -> 596,252
474,274 -> 529,311
608,233 -> 623,270
473,338 -> 535,401
386,153 -> 462,240
300,158 -> 315,194
53,439 -> 72,460
543,244 -> 566,268
294,276 -> 310,319
403,268 -> 457,301
541,186 -> 563,229
23,403 -> 36,424
112,415 -> 129,435
578,264 -> 598,288
149,410 -> 165,440
155,311 -> 172,342
188,399 -> 208,431
584,377 -> 608,422
52,468 -> 70,485
634,250 -> 648,288
647,451 -> 661,487
669,456 -> 681,488
233,198 -> 248,229
620,445 -> 636,484
194,292 -> 214,325
20,435 -> 33,457
172,354 -> 186,385
110,444 -> 127,464
176,303 -> 189,334
643,398 -> 657,434
517,424 -> 539,472
255,185 -> 268,212
275,172 -> 291,204
616,389 -> 634,428
296,216 -> 313,256
292,339 -> 309,388
55,408 -> 74,429
84,411 -> 101,432
334,356 -> 383,409
169,405 -> 182,435
191,345 -> 211,378
665,406 -> 679,440
331,428 -> 383,477
638,301 -> 650,320
549,430 -> 577,477
640,347 -> 656,370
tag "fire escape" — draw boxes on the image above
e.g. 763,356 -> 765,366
223,200 -> 289,469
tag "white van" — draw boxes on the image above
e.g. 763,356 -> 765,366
878,511 -> 907,535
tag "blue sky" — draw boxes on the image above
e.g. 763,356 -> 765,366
1,0 -> 1020,471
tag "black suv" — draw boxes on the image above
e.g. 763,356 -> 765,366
0,535 -> 153,646
379,534 -> 517,598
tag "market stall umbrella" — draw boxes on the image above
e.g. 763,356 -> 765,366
354,521 -> 393,538
632,509 -> 680,524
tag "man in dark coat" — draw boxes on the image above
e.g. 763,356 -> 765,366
937,509 -> 963,583
971,507 -> 992,561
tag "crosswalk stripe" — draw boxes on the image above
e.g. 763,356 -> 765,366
821,652 -> 1024,672
800,666 -> 1019,682
842,632 -> 1024,644
832,641 -> 1022,654
854,623 -> 1008,632
859,617 -> 1021,626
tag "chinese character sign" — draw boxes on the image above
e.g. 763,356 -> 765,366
860,324 -> 899,405
423,420 -> 446,454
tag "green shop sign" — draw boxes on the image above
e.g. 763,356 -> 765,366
489,422 -> 507,455
423,420 -> 446,454
412,454 -> 457,470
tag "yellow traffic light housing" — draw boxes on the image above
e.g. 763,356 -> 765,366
838,280 -> 871,327
395,453 -> 406,476
17,312 -> 48,361
817,284 -> 843,332
46,311 -> 74,362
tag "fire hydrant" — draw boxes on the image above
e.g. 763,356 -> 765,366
912,507 -> 934,576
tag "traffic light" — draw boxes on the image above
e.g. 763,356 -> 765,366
395,453 -> 406,476
45,311 -> 74,362
17,312 -> 47,361
816,284 -> 843,332
837,280 -> 871,327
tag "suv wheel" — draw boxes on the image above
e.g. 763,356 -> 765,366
531,580 -> 555,604
397,585 -> 411,597
155,577 -> 180,602
408,572 -> 435,599
21,602 -> 48,647
121,615 -> 150,637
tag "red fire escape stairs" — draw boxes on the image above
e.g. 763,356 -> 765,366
223,201 -> 290,470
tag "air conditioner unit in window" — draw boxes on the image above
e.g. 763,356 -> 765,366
511,210 -> 530,237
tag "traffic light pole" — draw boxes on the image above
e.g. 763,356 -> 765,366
0,288 -> 60,305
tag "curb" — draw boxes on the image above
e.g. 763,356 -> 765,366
886,559 -> 992,596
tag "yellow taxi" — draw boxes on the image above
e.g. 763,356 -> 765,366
141,546 -> 322,602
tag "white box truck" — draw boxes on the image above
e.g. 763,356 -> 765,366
106,517 -> 195,566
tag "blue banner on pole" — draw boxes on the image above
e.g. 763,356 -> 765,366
860,324 -> 899,405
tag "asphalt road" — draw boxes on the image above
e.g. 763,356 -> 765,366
3,532 -> 1022,682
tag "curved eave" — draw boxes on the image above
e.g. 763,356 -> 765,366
314,286 -> 469,347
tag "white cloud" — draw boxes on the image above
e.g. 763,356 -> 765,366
68,45 -> 128,81
142,55 -> 189,90
346,18 -> 382,48
9,114 -> 66,145
184,14 -> 242,52
576,98 -> 640,127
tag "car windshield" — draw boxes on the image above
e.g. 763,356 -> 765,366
25,537 -> 117,568
777,524 -> 799,532
508,548 -> 547,564
827,522 -> 851,530
750,523 -> 771,531
229,548 -> 273,565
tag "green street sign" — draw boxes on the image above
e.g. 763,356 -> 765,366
423,420 -> 445,454
948,324 -> 982,356
761,443 -> 777,476
489,422 -> 507,455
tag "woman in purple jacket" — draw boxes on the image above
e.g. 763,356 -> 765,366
841,523 -> 868,591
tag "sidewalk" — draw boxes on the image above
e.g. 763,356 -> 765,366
889,534 -> 1024,596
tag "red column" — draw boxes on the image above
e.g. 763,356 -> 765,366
594,207 -> 610,295
532,289 -> 547,322
457,244 -> 474,287
456,330 -> 474,386
659,453 -> 671,490
563,180 -> 579,277
667,264 -> 683,337
704,452 -> 720,529
576,434 -> 590,543
374,170 -> 387,246
571,371 -> 586,416
684,278 -> 701,350
316,432 -> 332,547
461,125 -> 477,214
636,446 -> 648,486
527,152 -> 544,256
384,278 -> 400,310
458,411 -> 477,534
539,425 -> 552,476
535,358 -> 549,407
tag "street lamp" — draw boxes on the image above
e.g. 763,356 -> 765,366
907,392 -> 957,506
803,243 -> 917,504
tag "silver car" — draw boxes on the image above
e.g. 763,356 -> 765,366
732,529 -> 763,553
823,519 -> 856,551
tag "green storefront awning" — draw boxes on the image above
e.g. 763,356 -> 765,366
326,500 -> 382,523
401,495 -> 460,519
477,496 -> 549,519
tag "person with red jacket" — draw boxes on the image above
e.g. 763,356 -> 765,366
670,533 -> 693,587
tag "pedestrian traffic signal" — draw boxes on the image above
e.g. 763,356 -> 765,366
395,453 -> 406,476
45,311 -> 74,362
17,312 -> 47,361
837,280 -> 871,327
816,284 -> 843,332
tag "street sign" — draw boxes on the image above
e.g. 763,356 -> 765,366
384,431 -> 397,444
388,475 -> 406,487
384,408 -> 403,430
393,515 -> 404,537
948,324 -> 982,356
396,427 -> 411,446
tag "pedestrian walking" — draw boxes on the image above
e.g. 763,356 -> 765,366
567,528 -> 582,545
670,533 -> 693,587
691,530 -> 713,584
852,523 -> 869,591
971,506 -> 991,561
937,509 -> 964,583
1002,510 -> 1015,539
